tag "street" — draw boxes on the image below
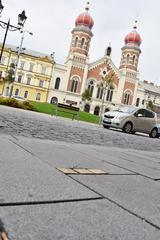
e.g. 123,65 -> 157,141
0,105 -> 160,240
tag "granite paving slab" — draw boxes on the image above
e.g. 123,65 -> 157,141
73,174 -> 160,228
0,137 -> 99,204
14,136 -> 132,175
0,200 -> 160,240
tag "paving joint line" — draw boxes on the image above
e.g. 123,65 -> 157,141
0,197 -> 103,208
102,160 -> 159,182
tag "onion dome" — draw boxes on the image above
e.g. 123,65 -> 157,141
125,21 -> 142,47
75,1 -> 94,30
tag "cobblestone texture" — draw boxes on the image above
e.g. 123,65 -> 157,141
0,105 -> 160,152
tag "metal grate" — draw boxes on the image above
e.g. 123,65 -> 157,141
57,168 -> 107,175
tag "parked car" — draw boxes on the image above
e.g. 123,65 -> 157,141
102,106 -> 159,138
11,96 -> 25,101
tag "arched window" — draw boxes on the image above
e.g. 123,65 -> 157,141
24,91 -> 28,99
132,55 -> 136,65
15,89 -> 19,96
50,97 -> 58,105
142,99 -> 145,105
71,79 -> 78,93
54,77 -> 60,90
84,104 -> 90,113
36,93 -> 41,101
126,54 -> 130,64
124,91 -> 131,105
88,80 -> 94,96
74,37 -> 78,47
136,97 -> 140,107
81,38 -> 85,48
94,106 -> 100,116
106,88 -> 114,102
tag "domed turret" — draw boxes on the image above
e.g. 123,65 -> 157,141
75,12 -> 94,30
124,21 -> 142,47
75,1 -> 94,30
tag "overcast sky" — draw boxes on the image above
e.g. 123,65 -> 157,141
1,0 -> 160,84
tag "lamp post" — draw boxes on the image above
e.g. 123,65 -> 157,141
15,30 -> 33,73
9,30 -> 33,97
0,0 -> 27,63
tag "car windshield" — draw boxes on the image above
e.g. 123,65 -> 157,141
114,106 -> 137,114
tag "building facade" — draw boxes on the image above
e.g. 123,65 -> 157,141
0,45 -> 54,102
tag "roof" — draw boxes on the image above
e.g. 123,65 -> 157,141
0,43 -> 54,61
139,81 -> 160,95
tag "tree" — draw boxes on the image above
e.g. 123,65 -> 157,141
4,63 -> 15,83
147,100 -> 154,111
82,89 -> 92,102
98,70 -> 115,123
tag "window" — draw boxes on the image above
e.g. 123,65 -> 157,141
15,89 -> 19,96
81,38 -> 85,48
20,61 -> 25,69
5,87 -> 9,96
145,110 -> 155,118
18,75 -> 22,83
24,91 -> 28,99
124,92 -> 131,105
88,80 -> 94,96
0,71 -> 2,78
136,98 -> 140,107
126,54 -> 130,64
74,37 -> 78,47
132,55 -> 136,65
96,87 -> 103,99
36,93 -> 41,101
142,99 -> 145,105
29,63 -> 34,72
134,109 -> 145,117
27,77 -> 31,85
106,88 -> 113,102
41,65 -> 46,75
39,80 -> 44,87
71,79 -> 78,93
1,56 -> 5,65
54,77 -> 60,90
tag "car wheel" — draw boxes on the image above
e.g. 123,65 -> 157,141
103,125 -> 110,129
122,122 -> 132,134
149,128 -> 158,138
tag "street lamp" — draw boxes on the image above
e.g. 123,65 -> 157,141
0,0 -> 27,63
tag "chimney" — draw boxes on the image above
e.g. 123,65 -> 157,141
143,80 -> 148,84
150,82 -> 154,86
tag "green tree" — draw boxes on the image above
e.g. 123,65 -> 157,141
98,70 -> 115,123
147,100 -> 154,111
4,63 -> 15,83
82,89 -> 92,102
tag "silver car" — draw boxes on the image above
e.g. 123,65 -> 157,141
102,106 -> 159,138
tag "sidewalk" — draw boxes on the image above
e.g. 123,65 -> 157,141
0,134 -> 160,239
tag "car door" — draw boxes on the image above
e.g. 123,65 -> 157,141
143,109 -> 156,133
133,109 -> 147,132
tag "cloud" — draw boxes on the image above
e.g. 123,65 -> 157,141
0,0 -> 160,84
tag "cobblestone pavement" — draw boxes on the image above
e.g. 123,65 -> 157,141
0,105 -> 160,152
